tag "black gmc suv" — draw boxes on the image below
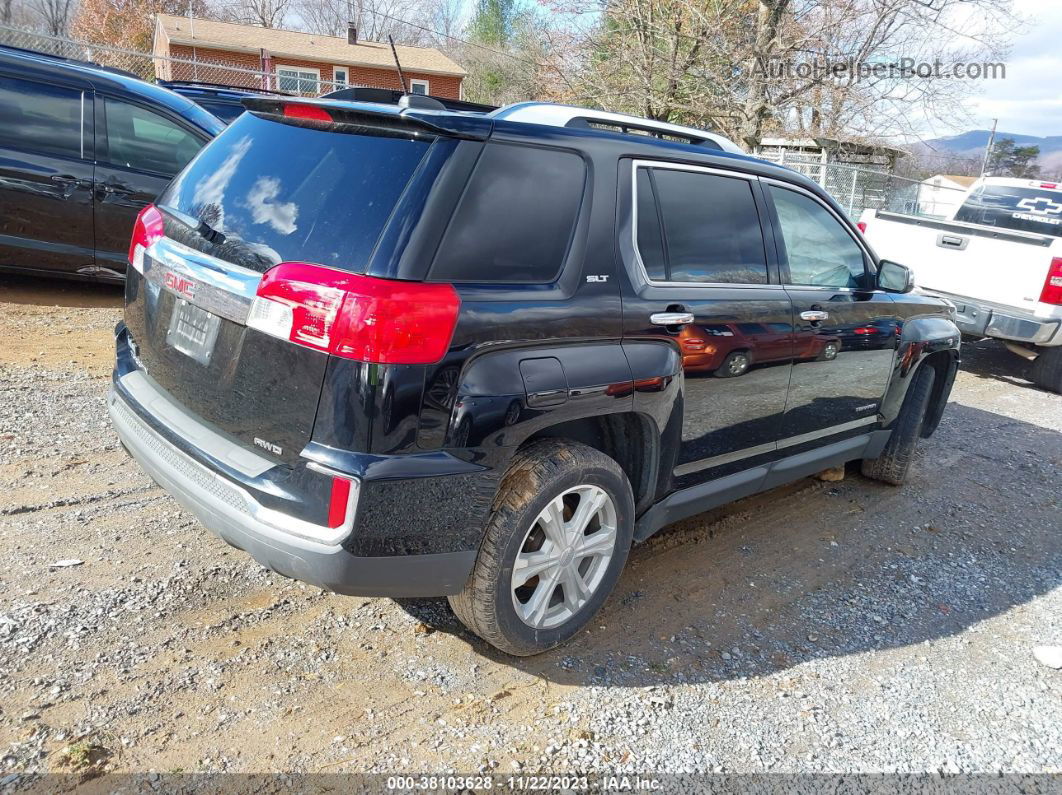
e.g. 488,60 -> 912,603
109,97 -> 960,655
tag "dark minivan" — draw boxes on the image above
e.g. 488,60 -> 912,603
110,98 -> 960,655
0,46 -> 223,282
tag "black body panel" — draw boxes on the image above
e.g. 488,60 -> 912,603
123,268 -> 327,465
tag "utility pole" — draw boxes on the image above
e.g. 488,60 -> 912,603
980,118 -> 998,178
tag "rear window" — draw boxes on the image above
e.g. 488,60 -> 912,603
955,184 -> 1062,237
159,112 -> 433,272
429,143 -> 586,283
635,165 -> 769,284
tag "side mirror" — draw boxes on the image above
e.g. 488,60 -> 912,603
878,260 -> 915,293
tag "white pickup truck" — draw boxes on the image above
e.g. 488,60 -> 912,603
860,176 -> 1062,393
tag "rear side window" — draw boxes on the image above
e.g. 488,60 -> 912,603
635,166 -> 768,284
160,112 -> 433,272
430,143 -> 585,283
0,76 -> 83,159
104,98 -> 203,175
955,184 -> 1062,237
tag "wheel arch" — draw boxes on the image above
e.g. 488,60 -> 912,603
523,412 -> 660,516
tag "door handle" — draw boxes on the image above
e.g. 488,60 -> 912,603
650,312 -> 694,327
800,310 -> 829,322
50,174 -> 78,185
97,181 -> 135,198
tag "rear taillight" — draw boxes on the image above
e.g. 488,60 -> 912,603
1040,257 -> 1062,305
247,262 -> 461,364
128,204 -> 164,274
857,221 -> 867,234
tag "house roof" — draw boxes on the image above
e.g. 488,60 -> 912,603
155,15 -> 466,78
758,136 -> 908,158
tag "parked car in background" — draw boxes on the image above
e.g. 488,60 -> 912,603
860,176 -> 1062,393
109,97 -> 960,655
157,80 -> 287,124
0,45 -> 224,282
679,322 -> 840,376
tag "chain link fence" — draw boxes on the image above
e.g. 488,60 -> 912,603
0,24 -> 358,96
757,149 -> 970,221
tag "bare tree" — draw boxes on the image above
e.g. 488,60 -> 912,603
543,0 -> 1021,149
30,0 -> 76,34
294,0 -> 448,44
224,0 -> 290,28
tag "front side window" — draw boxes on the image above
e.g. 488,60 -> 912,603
103,98 -> 203,175
634,166 -> 769,284
277,67 -> 320,95
769,185 -> 867,288
430,143 -> 585,283
0,76 -> 83,159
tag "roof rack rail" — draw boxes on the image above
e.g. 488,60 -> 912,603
490,102 -> 743,154
157,79 -> 289,96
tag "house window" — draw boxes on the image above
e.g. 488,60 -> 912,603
409,79 -> 429,95
276,66 -> 320,95
333,67 -> 348,89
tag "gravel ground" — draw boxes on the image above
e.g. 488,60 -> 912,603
0,275 -> 1059,782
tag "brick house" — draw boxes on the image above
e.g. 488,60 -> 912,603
152,14 -> 465,99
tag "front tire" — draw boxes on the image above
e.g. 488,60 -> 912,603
861,364 -> 936,486
449,439 -> 634,656
717,350 -> 750,377
1031,346 -> 1062,394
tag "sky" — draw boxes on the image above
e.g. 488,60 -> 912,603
954,0 -> 1062,138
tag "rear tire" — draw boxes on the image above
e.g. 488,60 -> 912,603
861,364 -> 936,486
449,439 -> 634,656
1031,346 -> 1062,394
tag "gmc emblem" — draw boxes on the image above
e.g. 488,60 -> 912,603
164,271 -> 196,299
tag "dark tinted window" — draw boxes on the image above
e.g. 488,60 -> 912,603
431,143 -> 585,282
104,98 -> 204,175
955,184 -> 1062,237
769,185 -> 865,288
0,76 -> 83,159
635,169 -> 667,280
194,99 -> 245,124
160,112 -> 434,273
638,167 -> 768,284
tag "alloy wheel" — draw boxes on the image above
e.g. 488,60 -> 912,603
510,485 -> 618,629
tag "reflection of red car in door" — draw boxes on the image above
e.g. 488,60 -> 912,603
679,322 -> 839,377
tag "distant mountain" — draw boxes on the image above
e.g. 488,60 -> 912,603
916,130 -> 1062,169
910,130 -> 1062,176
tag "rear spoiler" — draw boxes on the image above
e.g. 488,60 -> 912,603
241,96 -> 492,140
321,86 -> 497,114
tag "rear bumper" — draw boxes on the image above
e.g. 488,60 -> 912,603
922,290 -> 1061,345
108,385 -> 478,598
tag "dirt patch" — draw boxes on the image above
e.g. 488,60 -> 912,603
0,276 -> 122,378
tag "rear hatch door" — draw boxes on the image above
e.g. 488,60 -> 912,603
123,106 -> 444,463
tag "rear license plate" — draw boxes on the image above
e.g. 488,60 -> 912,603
166,299 -> 221,365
